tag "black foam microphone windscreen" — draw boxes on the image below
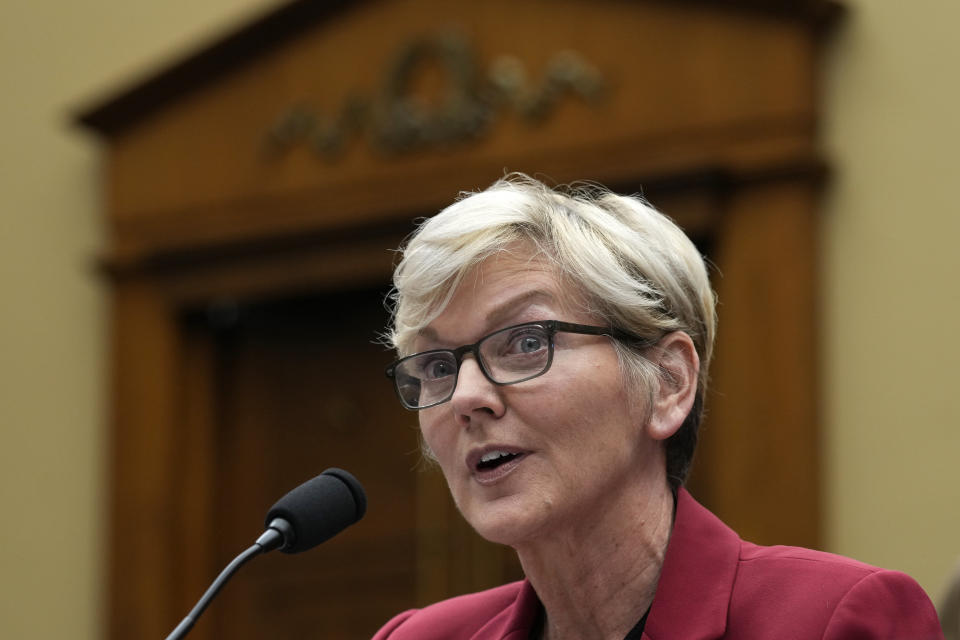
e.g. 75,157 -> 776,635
265,468 -> 367,553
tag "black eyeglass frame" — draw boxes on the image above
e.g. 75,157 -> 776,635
384,320 -> 647,410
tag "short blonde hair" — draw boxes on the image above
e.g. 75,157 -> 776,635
387,173 -> 716,488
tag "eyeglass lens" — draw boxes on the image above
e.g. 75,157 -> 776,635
393,323 -> 553,409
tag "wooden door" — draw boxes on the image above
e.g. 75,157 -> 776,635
180,285 -> 523,638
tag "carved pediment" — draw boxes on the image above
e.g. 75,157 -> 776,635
76,0 -> 839,266
77,0 -> 841,137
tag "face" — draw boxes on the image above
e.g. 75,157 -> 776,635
415,249 -> 661,547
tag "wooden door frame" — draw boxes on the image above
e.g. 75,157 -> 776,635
76,2 -> 841,636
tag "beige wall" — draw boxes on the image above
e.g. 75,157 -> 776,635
822,0 -> 960,607
0,3 -> 276,638
0,1 -> 956,637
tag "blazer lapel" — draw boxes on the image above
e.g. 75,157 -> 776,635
642,489 -> 740,639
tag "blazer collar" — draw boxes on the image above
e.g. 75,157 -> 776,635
470,579 -> 540,640
642,488 -> 740,639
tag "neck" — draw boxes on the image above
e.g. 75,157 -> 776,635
516,480 -> 675,640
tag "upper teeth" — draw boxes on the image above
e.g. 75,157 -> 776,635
481,451 -> 512,463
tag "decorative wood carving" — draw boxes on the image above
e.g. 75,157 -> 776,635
263,33 -> 606,159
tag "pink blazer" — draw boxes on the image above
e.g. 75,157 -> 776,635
372,489 -> 943,639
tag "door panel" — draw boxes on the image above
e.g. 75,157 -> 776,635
192,286 -> 524,638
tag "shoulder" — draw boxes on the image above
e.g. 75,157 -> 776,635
727,542 -> 943,638
652,491 -> 942,638
823,567 -> 945,639
738,540 -> 885,582
371,581 -> 530,640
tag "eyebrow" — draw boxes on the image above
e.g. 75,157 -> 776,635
416,289 -> 558,345
484,289 -> 556,328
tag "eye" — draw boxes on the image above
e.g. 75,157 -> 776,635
505,328 -> 549,355
517,335 -> 544,353
422,356 -> 456,381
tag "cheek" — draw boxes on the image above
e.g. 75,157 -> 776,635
537,368 -> 641,451
419,413 -> 456,467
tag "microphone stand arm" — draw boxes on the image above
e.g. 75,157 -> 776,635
164,524 -> 289,640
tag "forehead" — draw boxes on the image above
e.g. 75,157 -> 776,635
420,249 -> 580,344
466,248 -> 557,293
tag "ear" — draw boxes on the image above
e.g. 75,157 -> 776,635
646,331 -> 700,441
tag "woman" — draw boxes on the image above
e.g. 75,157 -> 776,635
374,174 -> 942,639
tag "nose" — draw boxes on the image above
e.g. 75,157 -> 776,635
449,356 -> 505,424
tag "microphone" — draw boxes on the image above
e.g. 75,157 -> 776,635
262,467 -> 367,553
165,468 -> 366,640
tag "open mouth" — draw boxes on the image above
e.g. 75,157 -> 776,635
476,450 -> 522,471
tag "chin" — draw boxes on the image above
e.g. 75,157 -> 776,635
460,494 -> 548,547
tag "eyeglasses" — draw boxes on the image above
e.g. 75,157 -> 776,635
385,320 -> 644,410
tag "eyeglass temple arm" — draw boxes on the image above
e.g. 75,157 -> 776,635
549,320 -> 645,343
